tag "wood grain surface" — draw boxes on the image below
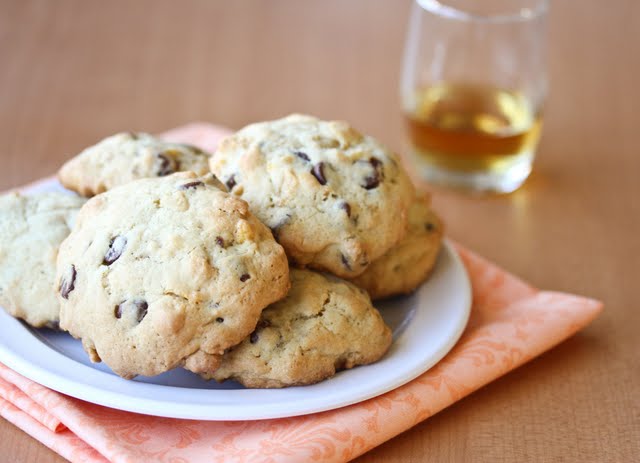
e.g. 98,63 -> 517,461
0,0 -> 638,461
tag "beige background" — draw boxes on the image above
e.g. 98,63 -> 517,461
0,0 -> 638,461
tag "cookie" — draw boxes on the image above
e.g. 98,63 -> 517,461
348,195 -> 443,299
56,172 -> 290,379
205,268 -> 392,388
0,192 -> 85,327
58,132 -> 213,196
210,114 -> 414,278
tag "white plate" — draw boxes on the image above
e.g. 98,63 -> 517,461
0,180 -> 471,421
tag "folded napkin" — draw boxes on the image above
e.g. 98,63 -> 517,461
0,124 -> 603,463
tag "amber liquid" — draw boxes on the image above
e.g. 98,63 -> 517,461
404,83 -> 542,174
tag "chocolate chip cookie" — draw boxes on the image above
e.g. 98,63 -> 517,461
348,194 -> 443,299
56,172 -> 290,379
209,114 -> 414,278
205,268 -> 392,388
0,192 -> 85,327
58,132 -> 212,196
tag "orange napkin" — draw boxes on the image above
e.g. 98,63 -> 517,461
0,124 -> 603,463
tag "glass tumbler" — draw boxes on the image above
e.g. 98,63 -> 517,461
401,0 -> 548,193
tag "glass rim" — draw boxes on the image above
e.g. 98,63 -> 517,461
416,0 -> 548,23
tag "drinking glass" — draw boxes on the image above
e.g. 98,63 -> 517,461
401,0 -> 548,193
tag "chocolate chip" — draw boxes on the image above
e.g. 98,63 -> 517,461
240,273 -> 251,282
215,236 -> 225,247
179,181 -> 204,190
362,176 -> 379,189
155,153 -> 177,176
425,222 -> 435,232
216,317 -> 224,323
340,254 -> 352,271
294,151 -> 310,162
362,157 -> 383,190
249,320 -> 270,344
311,162 -> 327,185
339,202 -> 351,217
134,301 -> 148,322
115,299 -> 148,323
103,235 -> 127,265
59,265 -> 76,299
225,175 -> 236,191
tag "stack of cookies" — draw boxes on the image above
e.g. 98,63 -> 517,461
0,114 -> 443,388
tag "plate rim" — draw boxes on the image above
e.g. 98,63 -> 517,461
0,240 -> 470,421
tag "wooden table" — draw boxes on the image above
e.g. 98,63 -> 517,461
1,1 -> 638,461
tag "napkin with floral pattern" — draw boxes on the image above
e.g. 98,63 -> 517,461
0,123 -> 603,463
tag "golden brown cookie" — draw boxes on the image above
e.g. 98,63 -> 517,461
0,192 -> 85,327
56,172 -> 290,379
59,132 -> 212,196
348,194 -> 443,299
210,114 -> 415,278
205,269 -> 392,388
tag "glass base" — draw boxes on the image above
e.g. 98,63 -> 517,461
410,150 -> 534,194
